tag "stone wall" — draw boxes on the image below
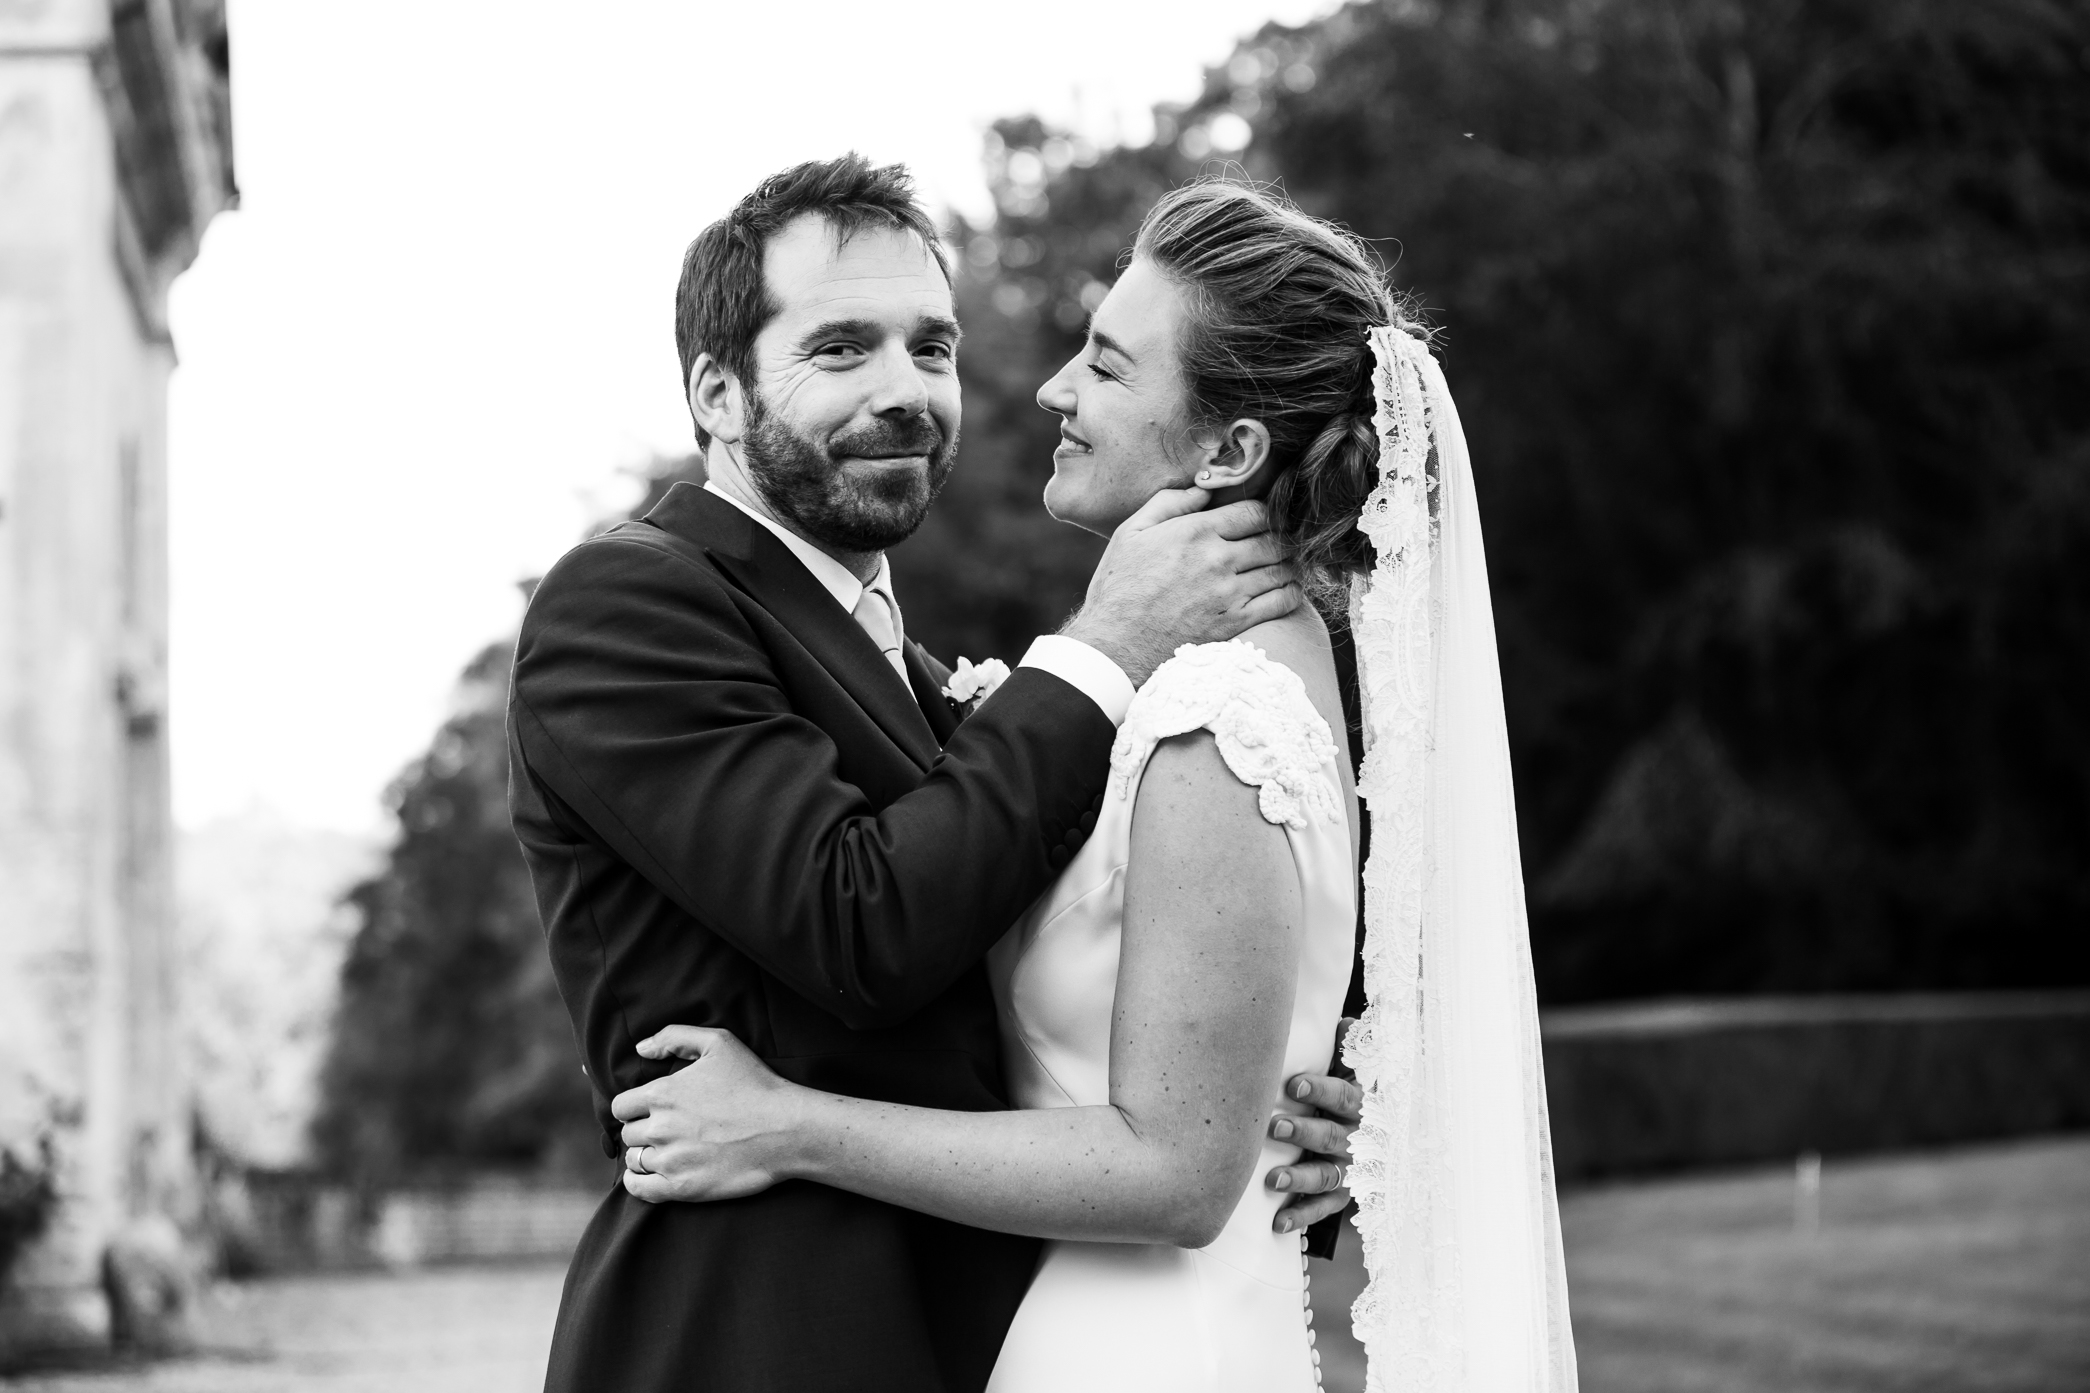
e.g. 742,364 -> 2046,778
0,0 -> 232,1360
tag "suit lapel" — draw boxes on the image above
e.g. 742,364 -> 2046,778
645,485 -> 941,771
907,643 -> 959,745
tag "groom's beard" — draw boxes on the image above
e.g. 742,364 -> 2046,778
741,394 -> 957,554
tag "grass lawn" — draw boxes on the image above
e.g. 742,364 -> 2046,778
1310,1135 -> 2090,1393
1,1264 -> 566,1393
7,1137 -> 2083,1391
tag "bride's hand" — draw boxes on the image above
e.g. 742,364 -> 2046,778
611,1026 -> 802,1204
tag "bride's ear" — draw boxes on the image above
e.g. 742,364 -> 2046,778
1192,418 -> 1274,495
688,353 -> 747,445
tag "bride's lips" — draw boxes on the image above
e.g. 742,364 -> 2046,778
1055,424 -> 1092,456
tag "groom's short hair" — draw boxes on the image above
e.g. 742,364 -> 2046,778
676,154 -> 950,444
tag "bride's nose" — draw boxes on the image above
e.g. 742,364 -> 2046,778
1036,358 -> 1079,417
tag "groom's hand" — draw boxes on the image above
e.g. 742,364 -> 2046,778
1267,1019 -> 1362,1234
1065,488 -> 1300,687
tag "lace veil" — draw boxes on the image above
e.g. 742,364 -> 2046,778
1342,327 -> 1579,1391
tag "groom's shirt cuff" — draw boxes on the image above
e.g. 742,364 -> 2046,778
1020,636 -> 1136,728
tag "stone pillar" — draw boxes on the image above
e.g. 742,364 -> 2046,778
0,0 -> 231,1361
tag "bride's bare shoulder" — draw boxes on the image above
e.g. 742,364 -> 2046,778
1235,611 -> 1351,778
1236,610 -> 1338,687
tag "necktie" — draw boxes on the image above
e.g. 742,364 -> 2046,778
851,572 -> 910,690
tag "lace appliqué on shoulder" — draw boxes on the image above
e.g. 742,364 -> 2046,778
1109,640 -> 1342,830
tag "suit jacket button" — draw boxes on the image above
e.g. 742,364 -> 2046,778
600,1132 -> 619,1160
1078,809 -> 1096,834
1048,844 -> 1071,869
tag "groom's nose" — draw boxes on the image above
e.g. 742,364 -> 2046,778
863,339 -> 930,419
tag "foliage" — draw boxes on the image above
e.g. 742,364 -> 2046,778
0,1136 -> 56,1291
898,0 -> 2090,1000
310,453 -> 720,1183
316,0 -> 2090,1178
310,643 -> 597,1183
891,118 -> 1244,658
615,454 -> 708,531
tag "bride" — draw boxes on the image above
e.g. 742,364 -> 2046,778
612,180 -> 1576,1393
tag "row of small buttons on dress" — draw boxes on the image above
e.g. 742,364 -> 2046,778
1301,1231 -> 1323,1387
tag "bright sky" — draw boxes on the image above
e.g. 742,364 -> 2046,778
167,0 -> 1336,836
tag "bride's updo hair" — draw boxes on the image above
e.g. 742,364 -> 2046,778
1133,179 -> 1423,609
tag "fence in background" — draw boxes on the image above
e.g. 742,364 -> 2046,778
219,1173 -> 604,1273
1541,990 -> 2090,1180
217,992 -> 2090,1269
366,1183 -> 603,1267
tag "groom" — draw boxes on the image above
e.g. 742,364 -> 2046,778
509,156 -> 1353,1393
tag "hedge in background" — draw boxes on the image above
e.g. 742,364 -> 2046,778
1543,991 -> 2090,1180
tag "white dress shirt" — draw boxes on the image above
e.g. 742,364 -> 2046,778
700,481 -> 1134,725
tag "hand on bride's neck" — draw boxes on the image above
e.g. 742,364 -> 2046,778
1192,478 -> 1261,513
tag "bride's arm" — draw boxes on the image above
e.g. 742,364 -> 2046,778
613,729 -> 1301,1248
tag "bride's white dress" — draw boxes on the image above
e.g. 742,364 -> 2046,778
984,639 -> 1356,1393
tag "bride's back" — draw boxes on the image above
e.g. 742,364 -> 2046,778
1238,608 -> 1362,869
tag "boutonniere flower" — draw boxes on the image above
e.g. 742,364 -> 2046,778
941,657 -> 1010,715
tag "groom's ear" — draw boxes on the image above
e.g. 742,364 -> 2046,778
688,353 -> 748,446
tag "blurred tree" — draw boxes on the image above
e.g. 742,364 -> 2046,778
920,0 -> 2090,1000
311,456 -> 706,1184
0,1137 -> 56,1291
315,0 -> 2090,1170
886,119 -> 1198,661
619,453 -> 707,526
311,642 -> 595,1183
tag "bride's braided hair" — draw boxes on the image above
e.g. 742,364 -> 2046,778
1134,179 -> 1425,611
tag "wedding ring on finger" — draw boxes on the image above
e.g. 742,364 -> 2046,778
629,1145 -> 653,1175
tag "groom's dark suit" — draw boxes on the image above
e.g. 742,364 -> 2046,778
509,483 -> 1116,1393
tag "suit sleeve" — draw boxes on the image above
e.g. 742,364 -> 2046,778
510,534 -> 1114,1030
